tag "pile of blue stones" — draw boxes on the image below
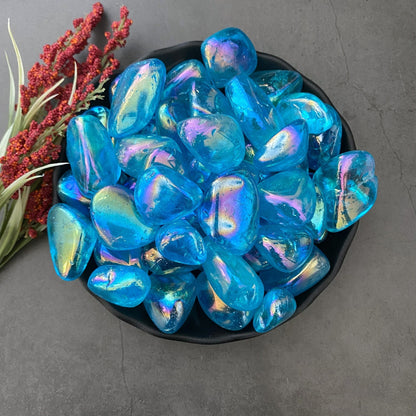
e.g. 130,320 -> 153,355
47,27 -> 378,335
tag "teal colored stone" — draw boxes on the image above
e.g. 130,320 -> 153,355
225,74 -> 284,148
243,245 -> 272,272
275,92 -> 333,135
84,106 -> 110,128
186,158 -> 213,189
66,114 -> 120,198
93,241 -> 145,269
57,170 -> 90,216
258,169 -> 316,226
252,70 -> 303,105
314,150 -> 378,232
199,173 -> 259,255
87,264 -> 151,307
109,59 -> 166,139
253,119 -> 309,173
134,164 -> 203,225
144,273 -> 197,334
203,239 -> 264,311
253,288 -> 296,333
156,220 -> 206,265
178,114 -> 245,174
47,203 -> 97,281
201,27 -> 257,88
197,272 -> 254,331
305,184 -> 327,242
109,74 -> 121,102
91,185 -> 157,250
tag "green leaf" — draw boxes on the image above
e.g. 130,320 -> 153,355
5,51 -> 16,129
0,123 -> 14,159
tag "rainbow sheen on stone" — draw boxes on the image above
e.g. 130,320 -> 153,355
314,150 -> 377,232
91,185 -> 157,250
252,70 -> 303,105
201,27 -> 257,88
134,164 -> 203,225
199,173 -> 259,255
47,203 -> 97,281
156,220 -> 206,265
253,119 -> 309,173
93,241 -> 144,269
109,59 -> 166,139
203,239 -> 264,311
253,288 -> 296,333
305,184 -> 327,242
87,264 -> 151,307
258,169 -> 316,226
144,273 -> 197,334
66,114 -> 120,198
243,245 -> 272,272
109,74 -> 121,101
57,170 -> 91,216
178,114 -> 245,174
225,75 -> 284,148
84,106 -> 110,128
197,272 -> 254,331
275,92 -> 333,135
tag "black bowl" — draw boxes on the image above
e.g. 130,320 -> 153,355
54,41 -> 358,344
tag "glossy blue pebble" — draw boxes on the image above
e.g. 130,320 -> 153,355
203,239 -> 264,311
178,114 -> 245,174
109,59 -> 166,139
87,264 -> 151,307
47,203 -> 97,281
197,272 -> 254,331
84,106 -> 110,128
93,241 -> 144,269
156,220 -> 206,265
134,164 -> 203,225
66,114 -> 120,198
201,27 -> 257,88
253,288 -> 296,333
57,170 -> 91,216
225,74 -> 284,148
144,273 -> 197,334
243,245 -> 272,272
305,184 -> 327,242
186,158 -> 213,189
313,150 -> 378,232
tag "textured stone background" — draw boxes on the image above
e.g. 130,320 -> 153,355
0,1 -> 415,415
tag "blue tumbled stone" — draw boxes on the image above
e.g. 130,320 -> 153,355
57,170 -> 91,216
243,245 -> 272,272
84,106 -> 110,128
186,158 -> 213,189
305,184 -> 327,242
94,241 -> 145,269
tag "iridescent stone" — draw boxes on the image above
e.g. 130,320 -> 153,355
178,114 -> 245,174
197,272 -> 254,331
203,239 -> 264,311
87,264 -> 151,307
253,288 -> 296,333
308,104 -> 342,171
186,158 -> 213,189
199,173 -> 259,255
84,106 -> 110,128
109,74 -> 121,102
109,59 -> 166,139
256,224 -> 313,272
314,150 -> 378,232
201,27 -> 257,88
275,92 -> 333,135
115,134 -> 184,178
243,245 -> 272,272
253,119 -> 309,173
57,170 -> 90,216
251,70 -> 303,105
305,184 -> 327,242
47,203 -> 97,281
258,169 -> 316,226
156,220 -> 206,265
66,114 -> 120,198
144,273 -> 197,334
93,241 -> 144,269
90,185 -> 157,250
134,164 -> 203,225
225,74 -> 284,148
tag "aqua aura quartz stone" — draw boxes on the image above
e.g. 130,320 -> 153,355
178,114 -> 245,174
186,158 -> 213,189
305,184 -> 327,242
258,169 -> 316,226
93,241 -> 144,269
156,220 -> 207,265
87,264 -> 151,308
197,272 -> 254,331
251,70 -> 303,105
84,106 -> 110,128
199,173 -> 259,255
57,170 -> 91,216
243,245 -> 272,272
253,288 -> 296,333
66,114 -> 120,198
253,119 -> 309,173
109,59 -> 166,139
225,75 -> 284,148
134,164 -> 203,225
313,150 -> 378,232
91,185 -> 157,250
144,273 -> 197,334
47,203 -> 97,281
201,27 -> 257,88
203,239 -> 264,311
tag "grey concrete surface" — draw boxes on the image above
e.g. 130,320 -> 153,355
0,1 -> 415,415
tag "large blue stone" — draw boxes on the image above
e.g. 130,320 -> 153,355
93,241 -> 145,269
84,106 -> 110,128
305,184 -> 327,242
57,170 -> 91,216
242,245 -> 272,272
